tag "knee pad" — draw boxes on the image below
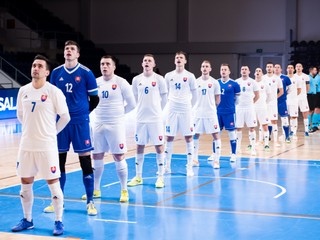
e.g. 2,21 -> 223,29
79,155 -> 93,175
281,117 -> 289,127
59,152 -> 67,173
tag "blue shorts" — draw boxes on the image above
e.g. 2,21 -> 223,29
217,113 -> 236,131
57,122 -> 93,153
278,101 -> 289,117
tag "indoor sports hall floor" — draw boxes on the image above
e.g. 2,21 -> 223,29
1,115 -> 320,239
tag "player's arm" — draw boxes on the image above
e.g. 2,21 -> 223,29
306,80 -> 310,93
16,90 -> 23,123
122,81 -> 136,114
89,94 -> 99,112
161,93 -> 167,110
191,88 -> 197,107
215,94 -> 221,106
277,87 -> 284,98
253,90 -> 259,103
56,112 -> 70,134
235,93 -> 240,105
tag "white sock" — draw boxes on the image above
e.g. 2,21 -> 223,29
93,159 -> 104,191
156,152 -> 165,176
304,118 -> 309,132
135,153 -> 144,178
115,160 -> 128,190
214,139 -> 221,161
20,183 -> 33,222
186,141 -> 194,166
249,130 -> 256,149
48,181 -> 64,222
193,138 -> 199,161
259,125 -> 263,142
290,118 -> 298,135
237,131 -> 242,149
165,141 -> 173,168
263,131 -> 269,146
272,124 -> 278,142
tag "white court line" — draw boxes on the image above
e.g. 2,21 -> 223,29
94,219 -> 137,224
103,175 -> 286,199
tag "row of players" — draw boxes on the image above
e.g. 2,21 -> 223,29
11,40 -> 318,235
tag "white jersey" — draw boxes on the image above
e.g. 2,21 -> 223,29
235,77 -> 259,109
165,69 -> 197,113
17,82 -> 68,151
95,75 -> 134,124
294,73 -> 309,98
263,74 -> 283,105
287,75 -> 301,105
132,72 -> 167,123
193,76 -> 220,118
254,79 -> 271,110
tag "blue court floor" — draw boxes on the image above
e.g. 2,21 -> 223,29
1,153 -> 320,239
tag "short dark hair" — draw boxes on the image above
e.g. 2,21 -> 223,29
175,51 -> 187,59
34,54 -> 50,70
65,40 -> 80,52
221,63 -> 231,71
101,55 -> 117,65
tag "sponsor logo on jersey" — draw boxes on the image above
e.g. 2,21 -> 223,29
152,82 -> 156,87
208,83 -> 212,88
159,135 -> 163,141
75,76 -> 81,82
138,83 -> 142,86
85,139 -> 90,146
272,79 -> 275,83
170,79 -> 173,81
112,84 -> 117,90
41,95 -> 47,102
51,166 -> 56,173
183,77 -> 187,82
59,77 -> 64,81
119,143 -> 124,149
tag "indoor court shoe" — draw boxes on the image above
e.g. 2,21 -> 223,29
264,145 -> 270,152
43,203 -> 54,213
251,149 -> 257,156
207,153 -> 215,161
186,166 -> 194,177
285,137 -> 291,143
305,132 -> 309,137
81,189 -> 101,200
155,177 -> 165,188
164,167 -> 172,174
213,160 -> 220,169
230,154 -> 237,162
87,201 -> 98,216
53,221 -> 64,236
119,189 -> 129,203
127,176 -> 143,187
11,218 -> 34,232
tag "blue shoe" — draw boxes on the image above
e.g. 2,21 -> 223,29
11,218 -> 34,232
289,131 -> 294,136
53,221 -> 64,236
305,131 -> 309,137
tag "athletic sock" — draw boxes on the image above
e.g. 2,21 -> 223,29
48,181 -> 64,222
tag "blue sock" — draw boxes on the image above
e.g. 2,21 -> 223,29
312,114 -> 318,128
83,173 -> 94,204
308,114 -> 312,129
268,126 -> 272,136
212,141 -> 215,153
230,139 -> 237,154
283,126 -> 290,139
59,172 -> 66,192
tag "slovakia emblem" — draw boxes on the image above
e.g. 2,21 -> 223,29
183,77 -> 188,82
208,83 -> 212,88
190,127 -> 193,132
273,114 -> 277,117
272,79 -> 275,83
119,143 -> 124,149
51,166 -> 56,173
261,85 -> 264,89
214,125 -> 218,129
85,139 -> 90,146
41,95 -> 47,102
112,84 -> 117,90
75,76 -> 81,82
152,82 -> 156,87
159,136 -> 163,141
247,82 -> 251,86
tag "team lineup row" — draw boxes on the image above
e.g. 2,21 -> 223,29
10,40 -> 320,236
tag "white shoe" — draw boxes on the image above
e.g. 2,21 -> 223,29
193,159 -> 200,167
186,166 -> 194,177
213,160 -> 220,169
207,154 -> 215,161
230,154 -> 237,162
251,150 -> 257,156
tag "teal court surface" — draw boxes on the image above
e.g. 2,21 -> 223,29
1,153 -> 320,239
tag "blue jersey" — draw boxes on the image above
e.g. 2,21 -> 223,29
50,63 -> 98,123
278,74 -> 291,103
217,79 -> 241,114
308,74 -> 318,94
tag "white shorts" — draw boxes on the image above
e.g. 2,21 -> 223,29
287,103 -> 299,117
235,108 -> 257,128
165,111 -> 194,136
298,97 -> 310,112
92,123 -> 127,154
267,103 -> 278,121
17,149 -> 60,180
135,122 -> 165,146
194,117 -> 220,134
255,108 -> 270,125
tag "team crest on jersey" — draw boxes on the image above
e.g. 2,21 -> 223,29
190,127 -> 193,132
272,79 -> 275,83
41,95 -> 47,102
183,77 -> 188,82
253,120 -> 256,124
261,85 -> 264,89
119,143 -> 124,149
214,124 -> 218,129
75,76 -> 81,82
112,84 -> 117,90
228,84 -> 232,88
273,114 -> 277,117
159,136 -> 163,141
85,139 -> 90,146
247,82 -> 251,86
208,83 -> 212,88
152,82 -> 156,87
51,166 -> 56,173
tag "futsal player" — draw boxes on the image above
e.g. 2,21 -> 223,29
164,51 -> 197,176
81,55 -> 136,202
44,40 -> 99,216
128,54 -> 167,188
